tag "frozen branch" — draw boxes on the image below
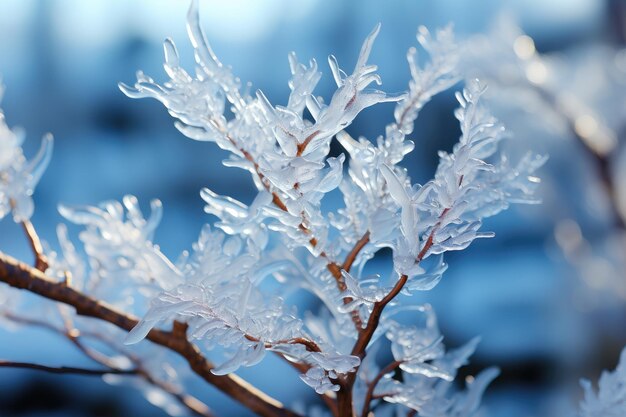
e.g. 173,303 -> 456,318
0,251 -> 301,417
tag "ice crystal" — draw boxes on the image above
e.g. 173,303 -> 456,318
58,195 -> 183,305
380,80 -> 545,283
0,83 -> 53,222
395,25 -> 460,135
350,305 -> 498,417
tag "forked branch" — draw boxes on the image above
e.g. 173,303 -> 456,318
0,252 -> 301,417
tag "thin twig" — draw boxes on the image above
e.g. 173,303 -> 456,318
8,200 -> 48,272
3,311 -> 216,417
397,88 -> 427,132
20,219 -> 49,271
135,363 -> 216,417
244,334 -> 322,353
360,360 -> 403,417
0,360 -> 137,376
350,275 -> 408,360
342,232 -> 370,273
296,130 -> 321,156
350,213 -> 444,360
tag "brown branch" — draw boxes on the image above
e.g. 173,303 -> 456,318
350,275 -> 409,361
275,337 -> 322,353
336,386 -> 354,417
244,334 -> 322,353
360,360 -> 403,417
342,232 -> 370,273
350,208 -> 448,360
5,310 -> 217,417
0,360 -> 136,376
216,118 -> 365,330
338,273 -> 407,417
173,320 -> 189,339
322,395 -> 340,417
0,252 -> 301,417
8,200 -> 48,272
296,130 -> 321,157
20,219 -> 49,271
338,208 -> 450,417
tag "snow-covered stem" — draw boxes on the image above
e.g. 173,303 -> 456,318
337,207 -> 451,416
0,360 -> 138,376
342,231 -> 371,273
0,252 -> 300,417
205,110 -> 367,330
351,207 -> 447,360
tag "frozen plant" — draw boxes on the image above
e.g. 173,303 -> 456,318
0,2 -> 545,417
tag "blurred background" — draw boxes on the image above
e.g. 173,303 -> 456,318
0,0 -> 625,416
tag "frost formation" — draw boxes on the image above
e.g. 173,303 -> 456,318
0,2 -> 549,416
